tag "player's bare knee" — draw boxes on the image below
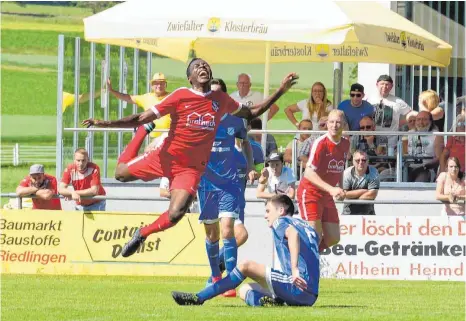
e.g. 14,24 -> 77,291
327,236 -> 340,247
114,165 -> 129,182
204,223 -> 220,243
167,208 -> 185,223
238,260 -> 252,275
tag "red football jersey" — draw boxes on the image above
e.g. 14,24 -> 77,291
150,88 -> 242,170
19,174 -> 62,210
61,162 -> 106,206
302,134 -> 350,191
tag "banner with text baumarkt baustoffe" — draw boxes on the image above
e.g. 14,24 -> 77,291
320,216 -> 465,281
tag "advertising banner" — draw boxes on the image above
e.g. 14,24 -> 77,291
320,216 -> 465,281
1,210 -> 210,276
1,211 -> 464,281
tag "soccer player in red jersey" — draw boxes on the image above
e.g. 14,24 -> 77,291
296,109 -> 349,252
82,58 -> 298,257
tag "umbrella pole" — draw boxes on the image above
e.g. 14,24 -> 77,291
261,42 -> 271,155
333,62 -> 343,107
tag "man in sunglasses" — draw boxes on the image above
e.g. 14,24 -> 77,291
342,150 -> 380,215
337,83 -> 375,131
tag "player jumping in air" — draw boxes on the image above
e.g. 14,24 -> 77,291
82,58 -> 298,258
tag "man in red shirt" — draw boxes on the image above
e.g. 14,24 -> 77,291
82,58 -> 298,258
58,148 -> 106,211
297,109 -> 349,252
16,164 -> 62,210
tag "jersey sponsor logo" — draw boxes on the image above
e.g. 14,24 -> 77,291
186,112 -> 216,131
212,100 -> 219,112
328,159 -> 345,173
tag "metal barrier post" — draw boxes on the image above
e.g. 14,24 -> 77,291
73,37 -> 81,153
88,42 -> 96,161
103,44 -> 110,177
333,62 -> 343,107
396,137 -> 403,183
292,137 -> 298,179
16,196 -> 22,210
56,35 -> 65,179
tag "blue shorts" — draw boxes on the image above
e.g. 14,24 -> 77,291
198,185 -> 241,224
265,267 -> 318,306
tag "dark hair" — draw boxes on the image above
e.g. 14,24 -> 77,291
377,74 -> 393,83
447,156 -> 464,179
210,78 -> 227,93
250,118 -> 262,130
267,194 -> 295,216
186,58 -> 212,79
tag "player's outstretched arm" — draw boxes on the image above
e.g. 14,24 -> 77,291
82,109 -> 157,128
234,73 -> 298,120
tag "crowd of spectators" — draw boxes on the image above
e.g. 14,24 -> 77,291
11,72 -> 465,216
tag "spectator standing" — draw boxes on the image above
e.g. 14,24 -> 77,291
16,164 -> 62,210
256,153 -> 296,201
338,83 -> 375,131
58,148 -> 106,211
342,150 -> 380,215
440,115 -> 465,173
230,73 -> 279,121
367,75 -> 411,148
108,73 -> 171,151
285,82 -> 333,130
436,157 -> 465,216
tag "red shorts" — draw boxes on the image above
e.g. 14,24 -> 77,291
126,149 -> 202,196
296,184 -> 339,224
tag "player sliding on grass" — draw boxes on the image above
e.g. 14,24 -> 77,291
82,58 -> 298,258
172,194 -> 320,307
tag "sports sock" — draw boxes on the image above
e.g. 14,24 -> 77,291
205,239 -> 221,278
197,267 -> 245,302
223,237 -> 237,274
140,210 -> 175,237
245,289 -> 266,307
118,124 -> 153,164
218,246 -> 225,273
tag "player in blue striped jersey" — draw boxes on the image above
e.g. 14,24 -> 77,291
198,79 -> 256,297
172,194 -> 320,307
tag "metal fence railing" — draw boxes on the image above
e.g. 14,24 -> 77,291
1,193 -> 459,210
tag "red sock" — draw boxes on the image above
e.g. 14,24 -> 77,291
318,240 -> 328,253
118,126 -> 148,164
140,211 -> 175,237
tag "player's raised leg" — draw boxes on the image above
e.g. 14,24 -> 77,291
122,188 -> 194,257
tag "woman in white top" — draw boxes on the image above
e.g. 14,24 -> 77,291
284,82 -> 333,130
436,157 -> 465,216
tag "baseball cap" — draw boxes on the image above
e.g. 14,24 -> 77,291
377,75 -> 393,83
350,83 -> 364,93
266,152 -> 284,163
151,73 -> 166,84
30,164 -> 45,175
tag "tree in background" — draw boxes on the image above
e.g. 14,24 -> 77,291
348,63 -> 358,87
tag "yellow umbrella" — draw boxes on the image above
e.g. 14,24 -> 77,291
84,0 -> 452,67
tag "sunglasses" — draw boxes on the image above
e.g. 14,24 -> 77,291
408,119 -> 416,123
360,125 -> 372,130
319,123 -> 326,127
350,93 -> 362,98
457,122 -> 465,127
354,159 -> 367,163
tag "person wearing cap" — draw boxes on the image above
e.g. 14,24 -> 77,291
337,83 -> 375,131
107,73 -> 171,151
230,73 -> 279,121
16,164 -> 62,210
256,152 -> 296,201
58,148 -> 106,211
367,75 -> 412,148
